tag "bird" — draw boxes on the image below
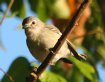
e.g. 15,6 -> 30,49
22,16 -> 86,65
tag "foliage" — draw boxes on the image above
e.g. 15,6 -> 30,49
1,57 -> 67,82
39,71 -> 67,82
1,57 -> 30,82
84,0 -> 105,66
51,56 -> 98,82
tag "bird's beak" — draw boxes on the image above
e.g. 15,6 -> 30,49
22,24 -> 29,29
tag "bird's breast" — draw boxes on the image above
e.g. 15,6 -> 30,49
26,38 -> 49,62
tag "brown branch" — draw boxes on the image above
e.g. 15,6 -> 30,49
26,0 -> 91,82
0,0 -> 14,50
0,0 -> 14,25
0,68 -> 14,82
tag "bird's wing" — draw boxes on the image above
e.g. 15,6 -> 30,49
66,40 -> 86,60
46,24 -> 62,35
46,24 -> 86,60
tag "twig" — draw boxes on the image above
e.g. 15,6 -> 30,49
72,28 -> 103,40
26,0 -> 91,82
0,68 -> 14,82
0,0 -> 14,25
0,0 -> 14,50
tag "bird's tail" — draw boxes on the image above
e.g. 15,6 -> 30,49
66,40 -> 87,60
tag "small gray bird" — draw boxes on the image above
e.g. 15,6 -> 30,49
22,16 -> 85,65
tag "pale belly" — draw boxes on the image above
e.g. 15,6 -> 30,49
26,38 -> 70,65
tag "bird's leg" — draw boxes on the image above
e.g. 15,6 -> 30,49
32,67 -> 38,73
26,67 -> 38,82
78,54 -> 87,60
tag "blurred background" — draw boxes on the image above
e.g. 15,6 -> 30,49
0,0 -> 105,82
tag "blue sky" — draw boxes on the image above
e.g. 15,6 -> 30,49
0,1 -> 105,82
0,1 -> 36,80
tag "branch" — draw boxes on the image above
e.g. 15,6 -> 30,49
72,28 -> 103,40
0,0 -> 14,50
0,0 -> 14,25
26,0 -> 91,82
0,68 -> 14,82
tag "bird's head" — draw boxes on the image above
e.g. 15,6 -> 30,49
22,16 -> 45,39
22,16 -> 44,30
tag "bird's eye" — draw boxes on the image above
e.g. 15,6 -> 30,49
32,21 -> 35,24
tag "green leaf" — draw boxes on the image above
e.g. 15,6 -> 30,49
97,45 -> 105,61
28,0 -> 48,22
1,57 -> 30,82
69,56 -> 97,82
51,0 -> 70,19
36,0 -> 48,22
28,0 -> 39,12
68,67 -> 83,82
39,71 -> 67,82
18,3 -> 26,18
5,0 -> 26,18
0,0 -> 4,4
